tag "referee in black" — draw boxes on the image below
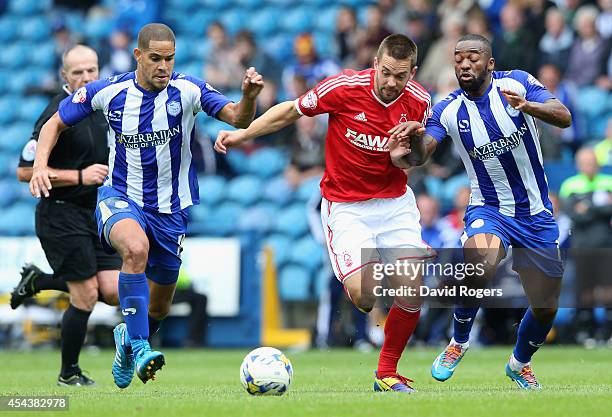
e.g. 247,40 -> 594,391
12,45 -> 122,386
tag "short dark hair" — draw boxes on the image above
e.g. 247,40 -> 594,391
457,34 -> 492,57
137,23 -> 175,50
377,34 -> 418,66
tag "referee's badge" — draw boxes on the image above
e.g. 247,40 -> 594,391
167,101 -> 181,117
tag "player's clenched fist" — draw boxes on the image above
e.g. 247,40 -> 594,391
242,67 -> 264,99
82,163 -> 108,185
29,166 -> 57,198
500,89 -> 527,111
215,129 -> 248,154
388,121 -> 425,141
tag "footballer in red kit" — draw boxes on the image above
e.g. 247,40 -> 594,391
215,34 -> 432,393
295,67 -> 430,203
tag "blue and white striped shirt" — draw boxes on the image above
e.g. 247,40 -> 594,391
425,70 -> 556,217
59,71 -> 231,214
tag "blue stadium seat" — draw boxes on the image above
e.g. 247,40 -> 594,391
18,96 -> 48,124
2,43 -> 29,69
290,235 -> 323,273
264,233 -> 292,266
85,16 -> 114,40
220,9 -> 247,35
165,0 -> 200,10
174,36 -> 196,66
19,17 -> 51,42
279,7 -> 315,34
28,42 -> 56,68
246,8 -> 280,38
1,124 -> 32,153
247,147 -> 287,178
205,202 -> 244,236
8,69 -> 49,94
226,175 -> 263,206
0,203 -> 36,236
544,161 -> 577,193
8,0 -> 51,15
296,176 -> 321,201
224,149 -> 251,175
273,203 -> 309,238
0,96 -> 19,125
0,16 -> 20,42
0,180 -> 18,208
189,203 -> 210,224
237,204 -> 278,233
313,32 -> 337,59
234,0 -> 261,8
198,175 -> 227,206
262,34 -> 294,63
313,6 -> 340,33
313,265 -> 332,299
278,263 -> 312,301
262,175 -> 294,206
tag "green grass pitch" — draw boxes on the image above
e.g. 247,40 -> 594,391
0,347 -> 610,417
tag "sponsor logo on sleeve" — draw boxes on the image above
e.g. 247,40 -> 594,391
300,90 -> 318,109
72,87 -> 87,103
527,74 -> 544,87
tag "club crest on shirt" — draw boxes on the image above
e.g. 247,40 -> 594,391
72,87 -> 87,103
505,103 -> 520,117
398,113 -> 408,123
166,101 -> 181,117
301,91 -> 318,109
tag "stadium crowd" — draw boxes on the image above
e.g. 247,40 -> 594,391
0,0 -> 611,348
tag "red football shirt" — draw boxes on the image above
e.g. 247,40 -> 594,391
295,68 -> 431,202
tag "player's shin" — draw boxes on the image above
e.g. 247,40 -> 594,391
118,272 -> 150,356
377,303 -> 420,376
452,307 -> 479,344
512,308 -> 554,367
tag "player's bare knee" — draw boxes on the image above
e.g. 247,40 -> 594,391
352,293 -> 375,313
69,280 -> 99,311
531,307 -> 557,324
121,239 -> 149,271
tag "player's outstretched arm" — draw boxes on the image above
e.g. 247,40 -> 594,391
215,101 -> 301,154
501,90 -> 571,128
18,164 -> 108,187
217,67 -> 264,128
29,112 -> 68,198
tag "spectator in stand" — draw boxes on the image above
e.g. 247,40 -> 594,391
565,5 -> 610,87
465,10 -> 493,41
203,22 -> 241,90
404,11 -> 436,68
537,64 -> 584,159
438,185 -> 470,247
284,114 -> 326,189
233,31 -> 282,86
335,6 -> 363,68
560,148 -> 612,346
596,0 -> 612,39
417,194 -> 444,249
493,2 -> 537,74
99,28 -> 135,79
594,119 -> 612,167
538,7 -> 574,70
417,11 -> 465,91
282,33 -> 340,98
353,4 -> 393,70
525,0 -> 557,41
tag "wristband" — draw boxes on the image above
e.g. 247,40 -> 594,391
78,170 -> 83,185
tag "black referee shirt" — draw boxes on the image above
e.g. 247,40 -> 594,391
19,86 -> 110,209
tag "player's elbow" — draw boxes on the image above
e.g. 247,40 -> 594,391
232,118 -> 251,129
16,167 -> 32,183
559,112 -> 572,129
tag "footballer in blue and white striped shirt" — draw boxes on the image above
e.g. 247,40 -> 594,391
390,34 -> 572,389
29,23 -> 264,388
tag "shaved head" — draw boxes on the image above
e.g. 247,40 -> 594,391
60,44 -> 99,92
456,34 -> 492,59
62,44 -> 98,70
137,23 -> 175,50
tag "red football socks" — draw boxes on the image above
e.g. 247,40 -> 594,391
377,304 -> 420,376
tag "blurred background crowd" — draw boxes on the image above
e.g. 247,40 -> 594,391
0,0 -> 610,350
